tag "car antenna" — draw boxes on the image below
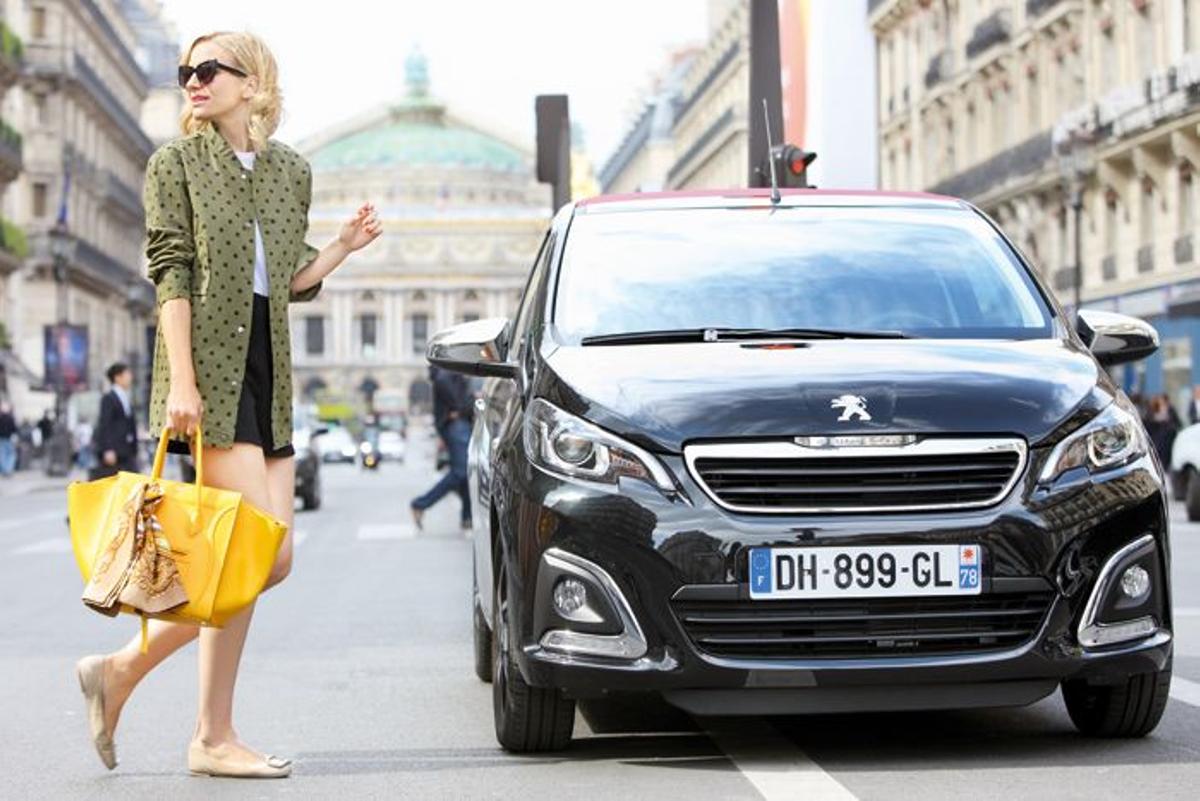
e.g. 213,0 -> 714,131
762,98 -> 781,205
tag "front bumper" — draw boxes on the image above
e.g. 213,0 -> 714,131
500,452 -> 1172,711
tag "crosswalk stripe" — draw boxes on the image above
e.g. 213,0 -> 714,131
1171,677 -> 1200,707
705,719 -> 857,801
357,524 -> 416,541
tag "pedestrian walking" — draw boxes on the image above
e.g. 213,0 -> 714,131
90,362 -> 139,479
73,30 -> 380,779
36,410 -> 53,458
0,401 -> 17,477
410,365 -> 474,531
1144,393 -> 1182,466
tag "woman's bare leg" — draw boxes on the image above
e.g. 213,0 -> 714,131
192,443 -> 274,754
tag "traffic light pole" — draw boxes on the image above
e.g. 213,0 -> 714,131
748,0 -> 784,188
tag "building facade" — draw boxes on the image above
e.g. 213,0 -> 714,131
871,0 -> 1200,411
0,1 -> 27,397
600,0 -> 877,193
3,0 -> 160,425
293,55 -> 548,416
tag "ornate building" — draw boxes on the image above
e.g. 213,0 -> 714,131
0,1 -> 27,396
870,0 -> 1200,410
3,0 -> 161,422
293,53 -> 548,414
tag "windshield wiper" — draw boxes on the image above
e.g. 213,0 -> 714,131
580,326 -> 909,346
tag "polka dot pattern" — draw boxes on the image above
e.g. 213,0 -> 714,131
143,124 -> 323,451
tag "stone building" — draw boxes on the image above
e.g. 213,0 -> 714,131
0,1 -> 28,396
293,54 -> 548,415
870,0 -> 1200,409
3,0 -> 160,423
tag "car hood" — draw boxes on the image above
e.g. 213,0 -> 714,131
541,338 -> 1104,453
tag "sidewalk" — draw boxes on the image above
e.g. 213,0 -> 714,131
0,468 -> 80,498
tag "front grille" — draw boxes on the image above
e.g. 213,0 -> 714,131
673,591 -> 1054,660
685,438 -> 1026,513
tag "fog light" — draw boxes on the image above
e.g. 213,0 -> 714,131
1120,565 -> 1151,601
553,578 -> 588,617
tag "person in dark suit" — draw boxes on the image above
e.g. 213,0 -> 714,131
93,362 -> 138,477
410,365 -> 474,531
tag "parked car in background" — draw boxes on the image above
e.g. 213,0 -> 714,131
293,426 -> 326,510
378,429 -> 407,462
1170,423 -> 1200,519
320,426 -> 358,464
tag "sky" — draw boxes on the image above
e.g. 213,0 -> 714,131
155,0 -> 712,167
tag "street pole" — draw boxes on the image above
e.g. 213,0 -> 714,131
46,223 -> 74,476
1072,187 -> 1083,314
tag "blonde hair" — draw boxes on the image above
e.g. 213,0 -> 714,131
178,31 -> 281,152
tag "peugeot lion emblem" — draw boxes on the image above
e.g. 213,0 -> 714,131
831,394 -> 871,422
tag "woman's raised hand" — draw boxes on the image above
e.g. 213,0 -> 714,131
339,203 -> 382,252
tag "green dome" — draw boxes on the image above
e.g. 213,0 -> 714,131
309,121 -> 528,173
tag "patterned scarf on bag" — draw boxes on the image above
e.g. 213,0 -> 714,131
81,481 -> 189,618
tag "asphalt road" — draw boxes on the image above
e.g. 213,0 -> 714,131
1,428 -> 1198,800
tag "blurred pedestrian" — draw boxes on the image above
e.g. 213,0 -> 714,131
91,362 -> 138,478
36,410 -> 53,458
410,365 -> 474,531
1189,385 -> 1200,425
1144,394 -> 1182,465
0,400 -> 17,477
73,29 -> 380,780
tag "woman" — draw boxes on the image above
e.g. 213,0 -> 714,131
75,31 -> 381,778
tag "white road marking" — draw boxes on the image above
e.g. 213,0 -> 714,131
357,524 -> 416,541
0,511 -> 67,532
1171,677 -> 1200,708
12,537 -> 73,555
705,720 -> 857,801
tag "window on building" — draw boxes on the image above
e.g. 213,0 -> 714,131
1186,0 -> 1195,53
410,314 -> 428,356
34,94 -> 48,126
1100,22 -> 1117,90
1140,179 -> 1155,245
1136,2 -> 1155,79
944,119 -> 956,176
1026,72 -> 1040,133
305,316 -> 325,357
1105,191 -> 1120,259
1057,206 -> 1069,271
461,313 -> 480,324
31,7 -> 46,39
32,183 -> 48,218
359,313 -> 377,357
1181,164 -> 1195,236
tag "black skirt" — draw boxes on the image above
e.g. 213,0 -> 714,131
168,293 -> 294,458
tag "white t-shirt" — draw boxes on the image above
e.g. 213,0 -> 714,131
234,150 -> 270,297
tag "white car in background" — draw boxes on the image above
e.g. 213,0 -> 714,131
378,430 -> 407,462
320,426 -> 359,464
1170,423 -> 1200,519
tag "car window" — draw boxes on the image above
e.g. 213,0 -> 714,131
554,206 -> 1053,342
509,231 -> 555,361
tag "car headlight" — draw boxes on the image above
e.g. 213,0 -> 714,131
523,398 -> 675,492
1039,395 -> 1149,484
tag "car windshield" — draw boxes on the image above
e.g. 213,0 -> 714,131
553,205 -> 1054,343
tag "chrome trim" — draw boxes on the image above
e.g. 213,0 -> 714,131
1078,534 -> 1158,649
683,437 -> 1028,514
538,548 -> 648,660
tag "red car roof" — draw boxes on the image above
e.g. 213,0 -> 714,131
576,188 -> 959,207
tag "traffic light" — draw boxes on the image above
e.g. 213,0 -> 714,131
772,144 -> 816,188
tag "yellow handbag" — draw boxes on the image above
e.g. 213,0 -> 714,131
68,427 -> 287,650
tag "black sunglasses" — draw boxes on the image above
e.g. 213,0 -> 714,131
178,59 -> 248,88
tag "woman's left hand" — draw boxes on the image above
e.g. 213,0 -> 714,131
339,203 -> 383,251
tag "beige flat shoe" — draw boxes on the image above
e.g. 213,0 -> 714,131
75,655 -> 117,770
187,742 -> 292,779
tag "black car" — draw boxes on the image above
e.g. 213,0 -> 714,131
429,190 -> 1172,752
293,426 -> 326,510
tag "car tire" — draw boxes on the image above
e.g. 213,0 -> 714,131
302,474 -> 322,511
1186,469 -> 1200,521
491,557 -> 574,752
1061,660 -> 1172,738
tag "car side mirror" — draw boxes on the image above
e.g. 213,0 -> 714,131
1076,309 -> 1159,366
427,317 -> 519,379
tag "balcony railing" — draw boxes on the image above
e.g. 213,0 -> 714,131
1026,0 -> 1066,19
1176,233 -> 1194,265
104,171 -> 144,222
1102,255 -> 1118,280
1137,244 -> 1154,273
928,131 -> 1051,201
966,9 -> 1013,60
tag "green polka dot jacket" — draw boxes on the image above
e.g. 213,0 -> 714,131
143,124 -> 322,451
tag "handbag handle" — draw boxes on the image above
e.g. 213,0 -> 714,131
150,426 -> 204,511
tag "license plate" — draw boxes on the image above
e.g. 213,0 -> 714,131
748,544 -> 982,599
